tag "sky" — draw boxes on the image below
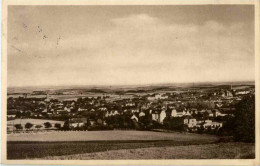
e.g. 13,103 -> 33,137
7,5 -> 255,87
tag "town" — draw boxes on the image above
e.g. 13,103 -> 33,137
7,83 -> 255,135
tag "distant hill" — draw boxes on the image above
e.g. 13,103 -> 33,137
7,81 -> 254,95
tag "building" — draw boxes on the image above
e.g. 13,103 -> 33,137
159,110 -> 166,124
131,114 -> 138,122
69,118 -> 87,128
139,111 -> 145,117
152,111 -> 160,121
184,118 -> 197,128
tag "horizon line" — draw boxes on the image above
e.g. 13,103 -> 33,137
7,80 -> 255,89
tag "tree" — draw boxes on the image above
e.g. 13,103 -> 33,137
233,95 -> 255,142
54,123 -> 61,129
25,123 -> 33,130
15,111 -> 22,118
167,117 -> 185,131
24,111 -> 31,118
63,120 -> 70,130
197,125 -> 204,134
35,125 -> 42,130
14,124 -> 23,130
44,122 -> 52,129
217,115 -> 235,136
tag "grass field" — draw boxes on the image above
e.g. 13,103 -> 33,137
7,119 -> 64,126
40,142 -> 255,159
7,140 -> 215,159
7,131 -> 255,160
7,130 -> 219,159
7,119 -> 64,131
7,130 -> 218,142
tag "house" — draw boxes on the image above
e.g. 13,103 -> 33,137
213,109 -> 227,117
236,90 -> 250,95
112,110 -> 119,116
191,108 -> 198,114
216,103 -> 223,108
63,107 -> 71,112
42,109 -> 47,113
211,122 -> 223,128
183,109 -> 191,116
176,110 -> 184,117
206,110 -> 214,117
78,108 -> 88,112
221,90 -> 233,98
99,107 -> 107,111
152,111 -> 160,121
7,109 -> 17,119
149,109 -> 153,114
155,94 -> 168,100
171,108 -> 186,117
126,102 -> 135,106
7,114 -> 16,119
184,118 -> 197,128
200,120 -> 223,129
170,109 -> 177,117
147,94 -> 156,101
69,118 -> 87,128
105,111 -> 112,117
139,111 -> 145,117
131,109 -> 139,113
131,114 -> 138,122
147,94 -> 168,100
159,110 -> 166,124
56,110 -> 67,114
97,118 -> 103,125
89,119 -> 96,126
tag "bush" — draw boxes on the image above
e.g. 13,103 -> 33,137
54,123 -> 61,129
217,116 -> 235,136
62,120 -> 70,131
87,124 -> 113,131
14,124 -> 23,130
44,122 -> 52,129
25,123 -> 33,130
35,125 -> 42,130
233,95 -> 255,143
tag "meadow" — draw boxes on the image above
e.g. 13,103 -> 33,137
7,130 -> 218,142
40,142 -> 255,159
7,119 -> 64,131
7,119 -> 64,126
7,130 -> 220,159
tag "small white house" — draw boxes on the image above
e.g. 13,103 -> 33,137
131,115 -> 138,122
171,109 -> 177,117
139,111 -> 145,117
70,122 -> 84,128
152,112 -> 159,121
184,118 -> 197,128
159,110 -> 166,124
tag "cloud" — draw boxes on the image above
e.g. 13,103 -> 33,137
8,14 -> 254,86
111,14 -> 159,27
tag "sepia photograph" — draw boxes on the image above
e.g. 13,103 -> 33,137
1,0 -> 260,165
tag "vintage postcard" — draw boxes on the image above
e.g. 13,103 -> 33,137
1,0 -> 260,165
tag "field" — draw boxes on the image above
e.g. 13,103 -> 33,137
40,142 -> 255,159
7,119 -> 64,126
7,130 -> 255,160
7,130 -> 218,142
7,130 -> 220,159
7,119 -> 64,131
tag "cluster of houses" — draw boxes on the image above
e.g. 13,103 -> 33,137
7,87 -> 254,132
123,106 -> 226,130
